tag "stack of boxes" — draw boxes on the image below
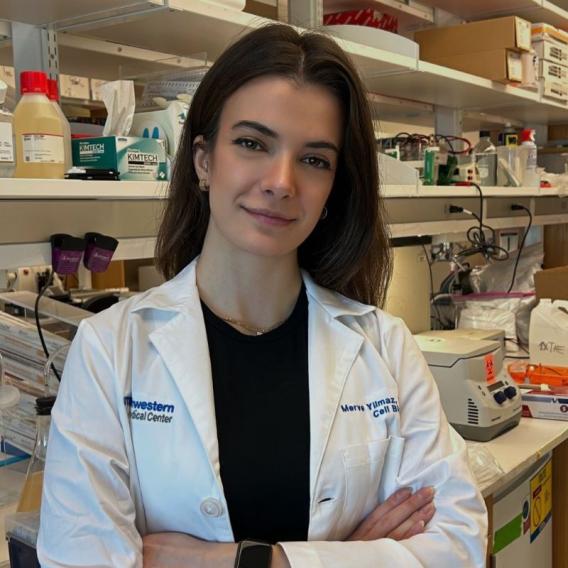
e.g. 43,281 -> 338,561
414,16 -> 532,83
532,23 -> 568,103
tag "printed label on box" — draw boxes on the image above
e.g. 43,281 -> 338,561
507,51 -> 524,81
0,122 -> 14,163
60,74 -> 90,100
22,133 -> 64,164
516,18 -> 532,51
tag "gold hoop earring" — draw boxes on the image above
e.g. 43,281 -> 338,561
199,179 -> 209,192
320,207 -> 328,220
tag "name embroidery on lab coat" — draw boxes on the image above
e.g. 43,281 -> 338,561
340,396 -> 399,418
124,395 -> 175,424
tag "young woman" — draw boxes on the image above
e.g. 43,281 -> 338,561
38,24 -> 487,568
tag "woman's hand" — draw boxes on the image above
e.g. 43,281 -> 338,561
142,534 -> 290,568
347,486 -> 436,542
143,533 -> 237,568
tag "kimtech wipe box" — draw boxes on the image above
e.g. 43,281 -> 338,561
72,136 -> 168,181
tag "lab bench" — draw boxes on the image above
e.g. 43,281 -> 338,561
2,417 -> 568,567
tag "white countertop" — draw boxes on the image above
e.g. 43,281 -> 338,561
470,417 -> 568,497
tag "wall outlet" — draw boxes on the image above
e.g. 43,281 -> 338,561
13,266 -> 51,292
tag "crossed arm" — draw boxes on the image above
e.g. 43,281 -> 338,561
142,486 -> 436,567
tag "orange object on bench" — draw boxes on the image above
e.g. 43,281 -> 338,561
507,361 -> 568,387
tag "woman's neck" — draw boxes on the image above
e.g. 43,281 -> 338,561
196,230 -> 303,332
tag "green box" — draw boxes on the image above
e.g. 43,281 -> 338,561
72,136 -> 168,181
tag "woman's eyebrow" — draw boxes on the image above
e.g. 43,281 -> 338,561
305,141 -> 339,154
232,120 -> 339,153
232,120 -> 278,138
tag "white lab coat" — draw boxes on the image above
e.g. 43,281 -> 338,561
38,258 -> 487,567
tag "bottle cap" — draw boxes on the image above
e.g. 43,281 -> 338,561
36,395 -> 56,415
0,80 -> 7,106
479,130 -> 491,138
20,71 -> 48,95
520,129 -> 535,143
47,79 -> 60,102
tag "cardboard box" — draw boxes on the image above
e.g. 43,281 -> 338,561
532,22 -> 568,45
522,389 -> 568,421
60,74 -> 90,100
72,136 -> 168,181
415,16 -> 532,60
90,78 -> 107,102
534,266 -> 568,300
539,59 -> 568,81
533,38 -> 568,66
547,124 -> 568,140
427,49 -> 523,83
540,78 -> 568,102
544,226 -> 568,267
0,65 -> 15,89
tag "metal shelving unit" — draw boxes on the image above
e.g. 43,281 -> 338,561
0,0 -> 567,266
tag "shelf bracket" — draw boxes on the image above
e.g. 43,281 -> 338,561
287,0 -> 322,28
11,21 -> 59,97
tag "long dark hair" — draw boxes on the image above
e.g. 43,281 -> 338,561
155,23 -> 392,307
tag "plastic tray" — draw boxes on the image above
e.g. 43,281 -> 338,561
507,361 -> 568,387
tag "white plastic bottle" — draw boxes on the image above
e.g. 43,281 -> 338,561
47,79 -> 72,173
0,80 -> 15,178
13,71 -> 65,179
518,128 -> 539,188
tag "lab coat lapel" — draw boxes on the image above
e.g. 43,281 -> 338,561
145,262 -> 220,481
305,278 -> 366,499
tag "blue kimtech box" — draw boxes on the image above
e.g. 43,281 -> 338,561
72,136 -> 168,181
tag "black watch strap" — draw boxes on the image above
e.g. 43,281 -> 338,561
234,539 -> 273,568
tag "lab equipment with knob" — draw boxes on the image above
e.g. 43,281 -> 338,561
414,333 -> 522,442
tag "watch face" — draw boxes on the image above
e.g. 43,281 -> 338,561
241,543 -> 272,568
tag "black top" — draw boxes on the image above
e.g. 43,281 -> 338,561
201,286 -> 310,544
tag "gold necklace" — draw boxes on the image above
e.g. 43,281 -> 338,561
220,314 -> 287,336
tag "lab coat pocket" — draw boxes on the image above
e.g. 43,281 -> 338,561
340,438 -> 391,536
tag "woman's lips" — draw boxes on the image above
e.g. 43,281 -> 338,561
242,207 -> 295,226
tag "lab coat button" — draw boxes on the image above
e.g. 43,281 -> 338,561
200,498 -> 223,517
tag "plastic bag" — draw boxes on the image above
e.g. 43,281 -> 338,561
453,292 -> 537,344
470,242 -> 543,294
466,442 -> 504,488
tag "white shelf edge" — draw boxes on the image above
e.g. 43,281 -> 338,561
389,210 -> 568,238
0,179 -> 168,200
416,185 -> 543,197
0,180 -> 564,200
418,60 -> 541,103
382,184 -> 419,197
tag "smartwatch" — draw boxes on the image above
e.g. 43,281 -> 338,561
234,539 -> 273,568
